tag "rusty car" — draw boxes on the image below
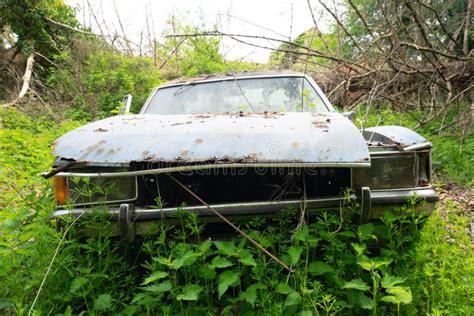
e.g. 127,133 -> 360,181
44,71 -> 438,239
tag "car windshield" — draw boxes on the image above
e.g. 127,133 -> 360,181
143,76 -> 328,115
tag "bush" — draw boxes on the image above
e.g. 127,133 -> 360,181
46,50 -> 162,117
82,51 -> 162,114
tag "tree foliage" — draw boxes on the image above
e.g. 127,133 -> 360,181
0,0 -> 79,59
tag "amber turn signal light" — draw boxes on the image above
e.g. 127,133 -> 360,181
53,176 -> 68,205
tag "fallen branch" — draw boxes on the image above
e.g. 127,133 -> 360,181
167,174 -> 294,273
166,31 -> 368,72
2,53 -> 34,108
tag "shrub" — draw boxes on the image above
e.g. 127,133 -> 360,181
82,51 -> 162,114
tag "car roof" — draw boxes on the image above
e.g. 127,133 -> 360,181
158,70 -> 306,88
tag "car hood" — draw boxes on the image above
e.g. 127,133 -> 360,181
53,112 -> 370,166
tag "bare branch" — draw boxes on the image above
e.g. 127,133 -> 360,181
113,0 -> 133,55
166,31 -> 369,72
463,0 -> 473,55
2,54 -> 34,108
398,41 -> 470,61
346,0 -> 385,54
306,0 -> 333,55
417,0 -> 459,49
317,0 -> 363,52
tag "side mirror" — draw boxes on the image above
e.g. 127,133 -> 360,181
342,111 -> 356,122
119,94 -> 133,115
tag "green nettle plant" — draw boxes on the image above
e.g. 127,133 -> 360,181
124,201 -> 421,315
2,191 -> 473,315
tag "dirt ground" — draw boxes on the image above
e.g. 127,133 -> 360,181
436,183 -> 474,250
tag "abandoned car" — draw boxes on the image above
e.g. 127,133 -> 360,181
45,71 -> 438,238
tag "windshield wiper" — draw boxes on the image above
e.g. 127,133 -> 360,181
173,82 -> 196,96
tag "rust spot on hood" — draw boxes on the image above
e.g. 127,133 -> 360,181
312,116 -> 331,130
194,114 -> 212,119
170,121 -> 193,126
93,128 -> 108,132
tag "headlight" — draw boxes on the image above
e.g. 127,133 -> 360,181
54,176 -> 137,206
53,176 -> 69,205
353,154 -> 421,190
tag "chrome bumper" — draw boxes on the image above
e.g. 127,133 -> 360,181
52,187 -> 438,239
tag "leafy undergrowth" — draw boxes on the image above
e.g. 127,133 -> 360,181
1,201 -> 473,315
1,108 -> 473,315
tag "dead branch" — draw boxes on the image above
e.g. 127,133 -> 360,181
166,31 -> 369,72
113,0 -> 133,55
168,174 -> 294,273
2,54 -> 34,108
317,0 -> 363,52
463,0 -> 473,55
417,1 -> 459,49
44,16 -> 97,37
346,0 -> 385,54
44,15 -> 136,50
159,39 -> 185,70
398,41 -> 469,61
306,0 -> 333,55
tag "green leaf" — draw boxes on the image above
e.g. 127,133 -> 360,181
239,283 -> 266,306
176,284 -> 203,301
0,299 -> 13,310
298,310 -> 313,316
284,292 -> 302,306
63,305 -> 72,316
143,281 -> 172,293
288,246 -> 304,265
308,261 -> 334,275
342,279 -> 370,291
215,241 -> 238,256
382,211 -> 399,225
275,282 -> 294,295
239,250 -> 257,266
155,256 -> 173,267
307,235 -> 320,247
198,239 -> 213,253
357,293 -> 374,310
294,226 -> 309,241
93,294 -> 113,312
142,271 -> 169,285
218,270 -> 240,298
69,277 -> 88,294
357,257 -> 393,271
381,274 -> 406,289
199,265 -> 217,280
338,231 -> 356,238
211,256 -> 233,269
381,295 -> 398,304
382,286 -> 412,305
357,223 -> 376,241
351,243 -> 367,256
172,251 -> 199,269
